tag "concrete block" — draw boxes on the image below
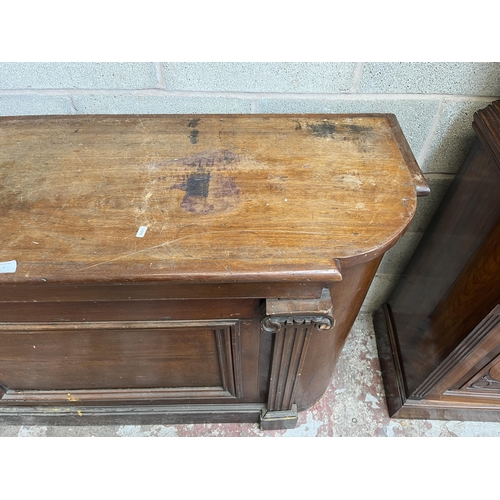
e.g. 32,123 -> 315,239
162,62 -> 357,93
408,176 -> 454,232
0,95 -> 73,116
71,94 -> 252,114
377,232 -> 424,275
361,274 -> 401,313
421,100 -> 494,174
0,63 -> 158,89
257,97 -> 439,160
359,62 -> 500,95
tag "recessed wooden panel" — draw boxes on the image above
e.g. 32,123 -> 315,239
409,305 -> 500,400
0,320 -> 241,400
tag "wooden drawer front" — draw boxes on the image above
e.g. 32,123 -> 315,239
0,320 -> 243,404
0,299 -> 261,322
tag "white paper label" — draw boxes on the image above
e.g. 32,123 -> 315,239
136,226 -> 148,238
0,260 -> 17,273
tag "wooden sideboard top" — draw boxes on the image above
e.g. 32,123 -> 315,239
0,114 -> 426,284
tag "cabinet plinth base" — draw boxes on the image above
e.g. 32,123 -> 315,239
260,405 -> 298,430
0,403 -> 266,427
374,303 -> 500,422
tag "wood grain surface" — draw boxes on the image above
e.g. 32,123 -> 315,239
0,114 -> 421,284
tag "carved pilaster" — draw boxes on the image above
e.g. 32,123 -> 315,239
260,288 -> 335,430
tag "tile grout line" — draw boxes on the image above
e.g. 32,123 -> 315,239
350,63 -> 365,93
68,95 -> 77,114
155,63 -> 166,89
0,88 -> 498,102
417,99 -> 447,167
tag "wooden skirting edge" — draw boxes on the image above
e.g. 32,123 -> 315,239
0,403 -> 266,426
394,398 -> 500,422
373,304 -> 408,417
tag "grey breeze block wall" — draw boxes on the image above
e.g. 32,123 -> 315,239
1,62 -> 499,312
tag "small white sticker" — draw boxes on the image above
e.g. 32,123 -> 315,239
136,226 -> 148,238
0,260 -> 17,273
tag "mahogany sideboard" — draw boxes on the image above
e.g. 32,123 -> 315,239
374,100 -> 500,421
0,113 -> 428,429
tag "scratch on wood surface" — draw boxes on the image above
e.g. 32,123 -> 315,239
77,229 -> 329,271
77,233 -> 214,271
72,151 -> 84,165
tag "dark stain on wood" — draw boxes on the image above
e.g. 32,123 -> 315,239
174,171 -> 241,215
342,124 -> 368,135
302,121 -> 373,141
176,149 -> 240,169
307,122 -> 336,138
171,174 -> 213,214
169,150 -> 242,215
216,176 -> 240,198
173,173 -> 241,215
181,194 -> 214,214
188,119 -> 200,128
189,129 -> 199,144
186,172 -> 211,198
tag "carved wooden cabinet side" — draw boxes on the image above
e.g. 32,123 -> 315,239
374,101 -> 500,421
0,113 -> 427,428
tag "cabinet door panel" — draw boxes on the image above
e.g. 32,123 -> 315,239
413,305 -> 500,401
0,320 -> 243,404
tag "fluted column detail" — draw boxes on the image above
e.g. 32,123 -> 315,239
260,288 -> 335,430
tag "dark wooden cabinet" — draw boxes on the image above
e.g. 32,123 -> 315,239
0,113 -> 427,429
374,101 -> 500,421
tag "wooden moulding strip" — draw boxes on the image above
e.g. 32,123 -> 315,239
373,304 -> 408,417
0,403 -> 267,426
386,114 -> 430,197
1,387 -> 237,404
